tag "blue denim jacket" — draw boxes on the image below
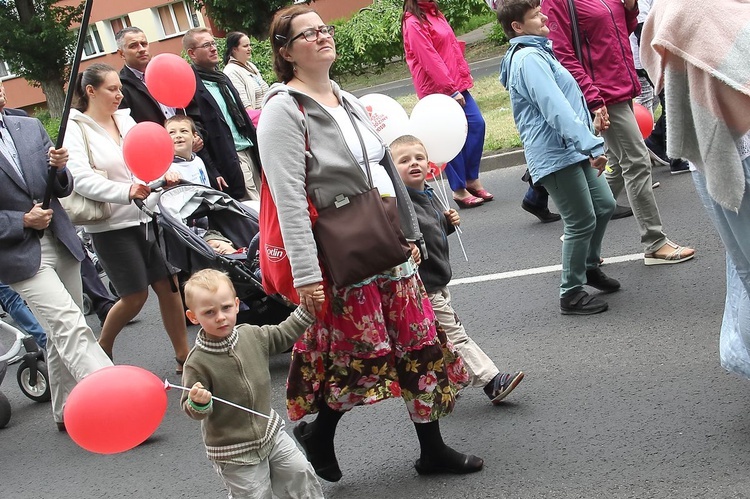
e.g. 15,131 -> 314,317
499,35 -> 605,183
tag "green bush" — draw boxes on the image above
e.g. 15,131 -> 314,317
330,0 -> 403,79
329,0 -> 492,79
487,22 -> 507,46
34,108 -> 61,144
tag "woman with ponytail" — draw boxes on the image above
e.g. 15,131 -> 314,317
222,31 -> 270,126
64,63 -> 188,374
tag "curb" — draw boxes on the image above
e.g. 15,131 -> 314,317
481,148 -> 526,171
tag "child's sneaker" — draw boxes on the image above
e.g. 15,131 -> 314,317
483,371 -> 524,405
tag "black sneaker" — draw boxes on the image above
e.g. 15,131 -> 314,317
521,201 -> 562,223
483,371 -> 524,405
645,138 -> 669,166
670,158 -> 690,175
560,290 -> 608,315
585,267 -> 621,292
611,204 -> 633,220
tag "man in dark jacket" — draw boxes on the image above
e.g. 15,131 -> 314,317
183,27 -> 261,201
116,27 -> 174,125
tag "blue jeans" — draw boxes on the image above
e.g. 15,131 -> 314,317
0,283 -> 47,348
445,91 -> 486,192
692,166 -> 750,296
538,161 -> 616,296
693,162 -> 750,366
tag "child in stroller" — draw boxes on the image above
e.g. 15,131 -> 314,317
139,181 -> 292,328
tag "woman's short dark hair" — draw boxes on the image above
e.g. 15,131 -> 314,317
223,31 -> 247,65
497,0 -> 540,39
269,4 -> 316,83
73,63 -> 117,112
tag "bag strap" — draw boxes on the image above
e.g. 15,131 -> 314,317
566,0 -> 584,63
342,100 -> 374,188
74,120 -> 96,170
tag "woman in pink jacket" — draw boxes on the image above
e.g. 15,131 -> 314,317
402,0 -> 492,208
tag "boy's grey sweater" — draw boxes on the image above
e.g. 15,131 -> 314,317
407,186 -> 455,293
181,306 -> 314,463
257,81 -> 422,288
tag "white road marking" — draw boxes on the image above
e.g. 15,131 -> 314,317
449,252 -> 644,286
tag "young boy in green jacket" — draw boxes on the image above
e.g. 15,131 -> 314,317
181,269 -> 325,498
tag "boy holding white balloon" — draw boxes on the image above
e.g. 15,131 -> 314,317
181,269 -> 324,499
391,135 -> 525,404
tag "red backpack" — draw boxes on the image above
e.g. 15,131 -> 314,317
258,100 -> 317,304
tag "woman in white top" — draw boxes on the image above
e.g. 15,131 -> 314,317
222,31 -> 270,124
64,63 -> 189,374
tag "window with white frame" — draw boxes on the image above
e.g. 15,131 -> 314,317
110,15 -> 132,38
82,24 -> 105,58
156,1 -> 199,37
0,59 -> 16,80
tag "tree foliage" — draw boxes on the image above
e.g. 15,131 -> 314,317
193,0 -> 291,39
329,0 -> 491,78
0,0 -> 83,116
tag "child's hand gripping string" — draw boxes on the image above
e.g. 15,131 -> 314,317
189,381 -> 212,405
444,208 -> 460,227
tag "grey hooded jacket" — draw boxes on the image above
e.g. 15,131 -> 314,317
257,81 -> 422,288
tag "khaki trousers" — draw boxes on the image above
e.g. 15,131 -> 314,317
428,287 -> 499,387
213,430 -> 324,499
603,101 -> 668,253
10,234 -> 113,422
237,148 -> 260,201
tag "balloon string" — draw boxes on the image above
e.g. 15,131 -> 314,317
164,380 -> 271,419
436,170 -> 468,262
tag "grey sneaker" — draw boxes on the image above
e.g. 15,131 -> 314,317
483,371 -> 524,405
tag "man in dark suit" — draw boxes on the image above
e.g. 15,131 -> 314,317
0,112 -> 112,429
117,27 -> 176,125
183,27 -> 262,201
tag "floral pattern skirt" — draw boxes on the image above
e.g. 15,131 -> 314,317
286,268 -> 468,423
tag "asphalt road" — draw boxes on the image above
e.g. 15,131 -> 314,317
351,56 -> 504,99
2,163 -> 746,499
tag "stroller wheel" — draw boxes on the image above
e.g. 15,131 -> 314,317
17,360 -> 51,403
0,391 -> 10,428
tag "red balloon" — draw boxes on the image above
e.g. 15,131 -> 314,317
64,365 -> 167,454
144,53 -> 196,108
426,161 -> 447,181
123,122 -> 174,182
633,102 -> 654,139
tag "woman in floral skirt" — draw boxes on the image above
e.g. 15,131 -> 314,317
257,4 -> 483,483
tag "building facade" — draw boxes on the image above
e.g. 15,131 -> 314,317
4,0 -> 207,112
3,0 -> 372,112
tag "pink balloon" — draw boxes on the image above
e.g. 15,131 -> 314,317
145,53 -> 196,108
633,103 -> 654,139
123,122 -> 174,182
64,365 -> 167,454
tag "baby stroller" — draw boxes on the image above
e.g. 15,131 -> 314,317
0,307 -> 51,428
137,181 -> 295,326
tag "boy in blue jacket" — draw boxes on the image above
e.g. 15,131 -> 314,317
392,135 -> 524,405
498,0 -> 620,315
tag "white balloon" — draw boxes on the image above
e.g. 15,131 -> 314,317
409,94 -> 468,164
359,93 -> 411,146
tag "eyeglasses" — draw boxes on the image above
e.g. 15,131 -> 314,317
287,25 -> 335,45
193,40 -> 217,50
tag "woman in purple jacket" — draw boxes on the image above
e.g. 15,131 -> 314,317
541,0 -> 694,265
402,0 -> 493,208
